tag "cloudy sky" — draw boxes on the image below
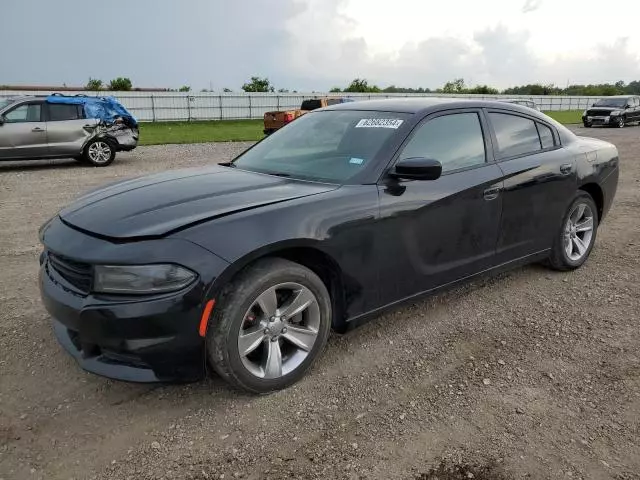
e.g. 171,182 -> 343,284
3,0 -> 640,91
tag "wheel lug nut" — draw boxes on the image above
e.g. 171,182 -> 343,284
282,327 -> 288,334
271,336 -> 278,342
264,328 -> 270,334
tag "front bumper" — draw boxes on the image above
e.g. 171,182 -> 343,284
582,114 -> 622,126
40,259 -> 205,382
39,217 -> 230,382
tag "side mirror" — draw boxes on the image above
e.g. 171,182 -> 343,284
390,157 -> 442,181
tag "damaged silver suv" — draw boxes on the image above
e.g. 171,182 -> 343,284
0,94 -> 138,166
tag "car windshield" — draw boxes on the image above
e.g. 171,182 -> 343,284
593,98 -> 628,108
233,110 -> 410,183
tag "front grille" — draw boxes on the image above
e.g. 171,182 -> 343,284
587,109 -> 612,117
48,252 -> 93,293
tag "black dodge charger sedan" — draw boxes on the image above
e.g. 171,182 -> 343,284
39,99 -> 619,393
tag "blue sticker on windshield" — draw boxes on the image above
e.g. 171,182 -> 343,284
349,157 -> 365,165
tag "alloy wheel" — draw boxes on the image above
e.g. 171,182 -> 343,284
237,282 -> 320,379
88,141 -> 112,164
617,118 -> 625,128
564,203 -> 594,262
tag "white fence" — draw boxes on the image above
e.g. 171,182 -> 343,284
0,90 -> 599,122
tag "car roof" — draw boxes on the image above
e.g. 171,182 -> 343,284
324,97 -> 546,116
1,96 -> 32,102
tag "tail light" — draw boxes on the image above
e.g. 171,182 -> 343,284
284,113 -> 294,123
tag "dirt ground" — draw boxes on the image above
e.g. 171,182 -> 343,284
0,127 -> 638,480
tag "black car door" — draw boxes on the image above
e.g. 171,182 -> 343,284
486,110 -> 577,264
374,109 -> 504,307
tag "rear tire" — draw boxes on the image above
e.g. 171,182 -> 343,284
83,139 -> 116,166
547,192 -> 598,271
206,258 -> 332,394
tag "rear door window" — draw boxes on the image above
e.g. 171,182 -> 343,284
48,104 -> 83,121
489,113 -> 541,158
536,122 -> 555,149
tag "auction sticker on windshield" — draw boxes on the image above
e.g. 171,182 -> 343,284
355,118 -> 404,129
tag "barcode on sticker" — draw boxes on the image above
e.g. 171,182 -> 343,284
355,119 -> 404,129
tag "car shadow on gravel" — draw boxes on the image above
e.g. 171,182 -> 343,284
0,159 -> 82,172
415,459 -> 509,480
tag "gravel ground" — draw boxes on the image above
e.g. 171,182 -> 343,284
0,128 -> 638,480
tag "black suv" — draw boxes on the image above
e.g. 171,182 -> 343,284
582,95 -> 640,128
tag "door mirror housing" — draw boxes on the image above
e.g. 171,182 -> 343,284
390,157 -> 442,181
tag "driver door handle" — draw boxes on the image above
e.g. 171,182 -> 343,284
483,186 -> 501,201
560,163 -> 573,175
32,127 -> 45,132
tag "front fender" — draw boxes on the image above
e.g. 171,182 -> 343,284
173,185 -> 381,320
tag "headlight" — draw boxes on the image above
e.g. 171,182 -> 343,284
94,264 -> 197,294
610,110 -> 622,116
38,215 -> 56,244
582,110 -> 588,116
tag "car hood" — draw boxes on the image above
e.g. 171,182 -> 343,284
587,106 -> 622,113
59,166 -> 338,239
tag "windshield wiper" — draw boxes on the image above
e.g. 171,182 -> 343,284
264,171 -> 291,178
218,161 -> 236,168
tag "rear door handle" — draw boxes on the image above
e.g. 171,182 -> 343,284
483,186 -> 501,201
560,163 -> 573,175
32,127 -> 45,132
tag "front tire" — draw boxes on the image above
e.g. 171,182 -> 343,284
547,193 -> 598,271
83,139 -> 116,166
207,258 -> 331,393
583,122 -> 592,128
615,117 -> 625,128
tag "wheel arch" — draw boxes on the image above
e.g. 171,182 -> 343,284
207,240 -> 348,332
578,182 -> 604,221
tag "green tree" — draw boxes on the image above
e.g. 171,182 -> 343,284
108,77 -> 132,91
242,76 -> 274,92
85,78 -> 103,91
382,86 -> 431,93
441,78 -> 466,94
277,88 -> 290,93
467,85 -> 499,94
343,78 -> 381,93
179,85 -> 191,92
329,87 -> 342,93
223,87 -> 232,92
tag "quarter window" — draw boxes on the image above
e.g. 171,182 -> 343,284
536,122 -> 555,149
489,113 -> 542,157
399,112 -> 486,173
3,103 -> 42,123
48,104 -> 82,121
